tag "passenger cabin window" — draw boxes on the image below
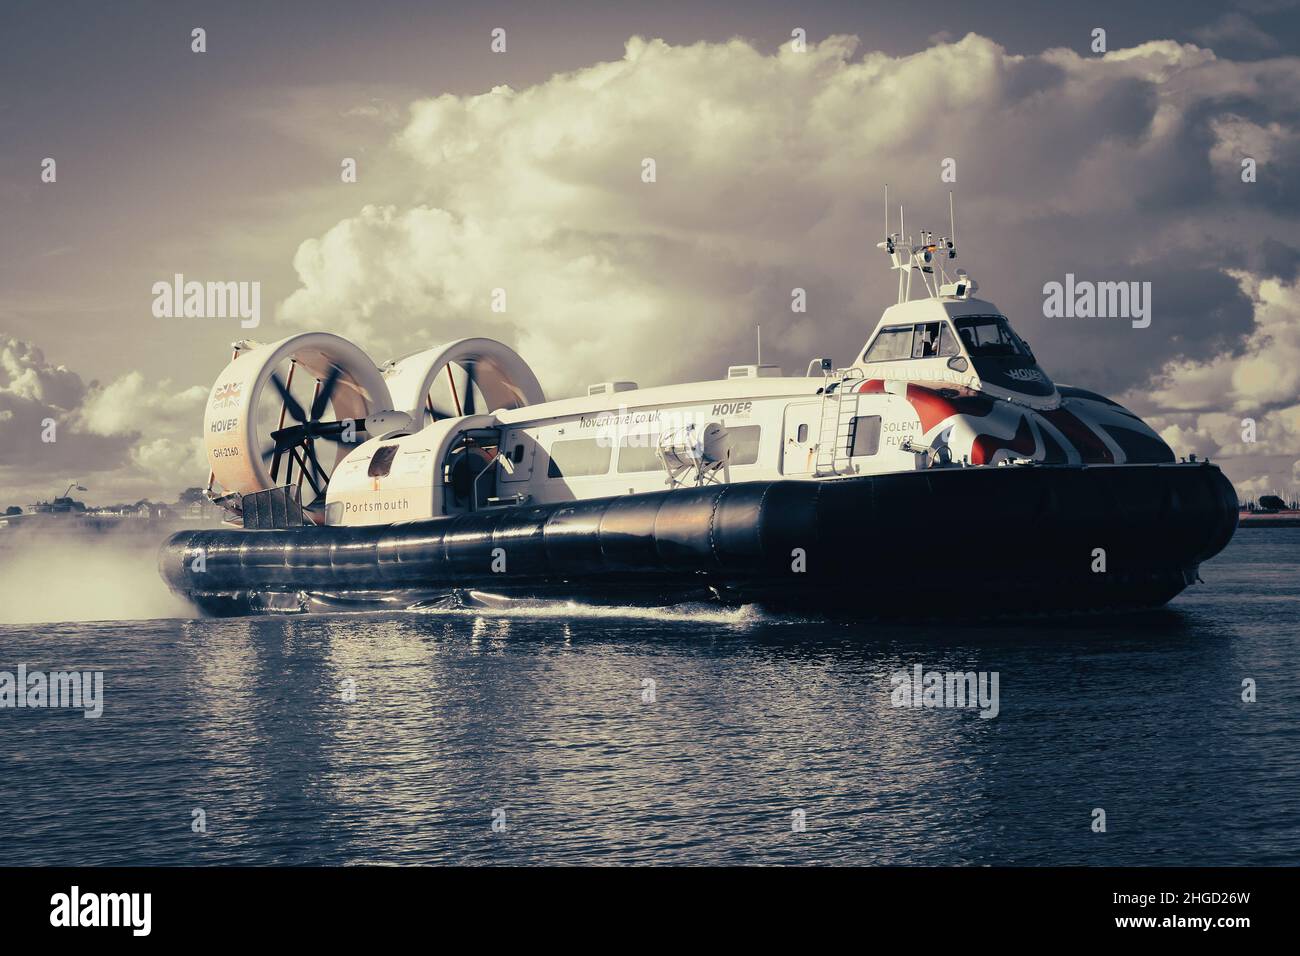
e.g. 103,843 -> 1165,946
367,444 -> 400,478
953,315 -> 1027,357
617,436 -> 663,473
726,425 -> 762,465
849,416 -> 881,457
511,444 -> 524,464
547,438 -> 612,478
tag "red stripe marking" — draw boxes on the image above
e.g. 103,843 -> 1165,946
1040,407 -> 1114,463
971,414 -> 1036,465
904,383 -> 996,432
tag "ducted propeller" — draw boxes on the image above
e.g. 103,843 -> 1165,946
202,331 -> 394,523
383,338 -> 546,428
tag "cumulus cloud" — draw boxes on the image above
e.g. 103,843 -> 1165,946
263,32 -> 1294,498
1139,273 -> 1300,412
0,336 -> 123,491
1,337 -> 84,409
0,336 -> 208,507
74,371 -> 207,438
1135,274 -> 1300,497
128,435 -> 208,479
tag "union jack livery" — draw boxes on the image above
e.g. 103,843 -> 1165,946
210,382 -> 242,409
163,195 -> 1237,617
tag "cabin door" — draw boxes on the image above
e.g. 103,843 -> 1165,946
498,428 -> 536,484
781,402 -> 820,475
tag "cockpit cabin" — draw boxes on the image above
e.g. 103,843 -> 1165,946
853,296 -> 1059,409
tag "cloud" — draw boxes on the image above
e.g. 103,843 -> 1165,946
128,435 -> 208,478
1139,273 -> 1300,413
73,371 -> 206,438
1193,12 -> 1280,52
258,32 -> 1294,498
0,336 -> 208,507
1,337 -> 84,408
0,336 -> 125,490
1135,274 -> 1300,497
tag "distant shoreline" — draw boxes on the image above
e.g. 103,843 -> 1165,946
1238,512 -> 1300,528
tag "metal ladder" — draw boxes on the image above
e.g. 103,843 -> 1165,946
814,385 -> 861,476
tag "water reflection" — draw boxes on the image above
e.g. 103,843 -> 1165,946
2,533 -> 1297,864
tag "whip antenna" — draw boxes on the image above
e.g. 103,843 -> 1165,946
949,190 -> 956,250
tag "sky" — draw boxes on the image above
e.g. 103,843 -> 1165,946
1,0 -> 1299,505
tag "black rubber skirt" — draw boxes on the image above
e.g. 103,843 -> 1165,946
160,463 -> 1238,617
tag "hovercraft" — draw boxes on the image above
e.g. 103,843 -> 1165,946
160,205 -> 1238,617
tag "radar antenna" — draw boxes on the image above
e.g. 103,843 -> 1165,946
874,189 -> 970,304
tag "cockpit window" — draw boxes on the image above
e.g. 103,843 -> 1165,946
937,323 -> 960,356
865,321 -> 963,363
911,322 -> 942,358
863,326 -> 913,363
953,315 -> 1027,357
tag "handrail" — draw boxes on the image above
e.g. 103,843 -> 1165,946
470,450 -> 501,512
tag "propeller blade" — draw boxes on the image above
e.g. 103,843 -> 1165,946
311,364 -> 343,421
269,371 -> 308,424
463,363 -> 476,416
261,442 -> 291,484
289,446 -> 323,497
303,437 -> 328,489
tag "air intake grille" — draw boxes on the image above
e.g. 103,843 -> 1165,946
241,486 -> 308,529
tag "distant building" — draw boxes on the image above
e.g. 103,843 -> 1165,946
33,496 -> 86,514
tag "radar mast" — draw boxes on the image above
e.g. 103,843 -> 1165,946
875,188 -> 973,303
